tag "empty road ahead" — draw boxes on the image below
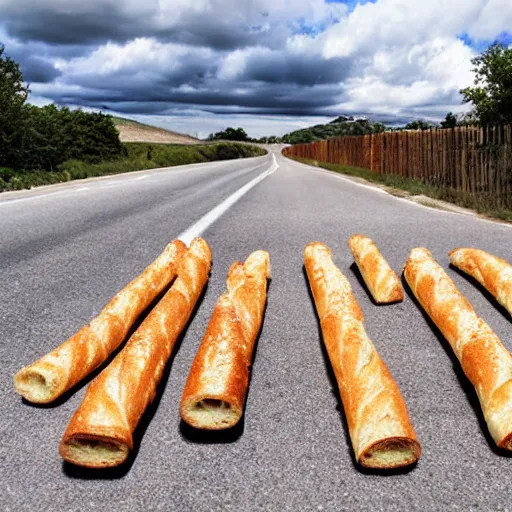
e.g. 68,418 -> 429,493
2,147 -> 511,511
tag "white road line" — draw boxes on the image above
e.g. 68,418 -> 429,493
0,189 -> 69,206
76,187 -> 89,192
288,156 -> 512,230
291,158 -> 387,195
178,154 -> 279,246
0,157 -> 267,206
134,175 -> 148,181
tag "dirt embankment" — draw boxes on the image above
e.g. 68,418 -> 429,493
115,119 -> 199,144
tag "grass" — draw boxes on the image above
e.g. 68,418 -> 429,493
290,156 -> 512,222
111,116 -> 144,126
0,142 -> 267,193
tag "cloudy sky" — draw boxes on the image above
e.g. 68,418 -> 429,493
1,0 -> 511,138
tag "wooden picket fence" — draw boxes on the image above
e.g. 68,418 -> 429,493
282,125 -> 512,210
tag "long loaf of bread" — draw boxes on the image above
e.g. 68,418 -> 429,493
180,250 -> 270,430
14,240 -> 187,404
304,242 -> 420,469
348,234 -> 404,304
404,247 -> 512,451
449,248 -> 512,316
59,238 -> 211,468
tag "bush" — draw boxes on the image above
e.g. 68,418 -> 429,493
14,105 -> 123,171
1,142 -> 267,193
215,143 -> 244,160
0,167 -> 15,182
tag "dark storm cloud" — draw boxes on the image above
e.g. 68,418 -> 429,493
20,56 -> 61,83
69,56 -> 219,91
1,3 -> 287,50
159,22 -> 288,51
48,85 -> 343,113
3,7 -> 135,45
243,53 -> 351,86
4,44 -> 62,83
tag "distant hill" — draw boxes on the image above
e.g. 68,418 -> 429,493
282,115 -> 385,144
113,116 -> 199,145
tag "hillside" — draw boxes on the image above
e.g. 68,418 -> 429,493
113,117 -> 199,144
282,115 -> 385,144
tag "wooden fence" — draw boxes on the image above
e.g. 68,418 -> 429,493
282,125 -> 512,210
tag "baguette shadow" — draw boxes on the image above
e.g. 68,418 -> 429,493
401,273 -> 512,458
63,281 -> 210,479
302,266 -> 418,475
449,263 -> 511,322
24,279 -> 177,410
349,262 -> 403,307
179,278 -> 271,444
179,417 -> 245,444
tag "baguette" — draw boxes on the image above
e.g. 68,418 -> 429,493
14,240 -> 187,404
449,247 -> 512,316
404,247 -> 512,451
59,238 -> 211,468
304,242 -> 420,469
180,250 -> 270,430
348,234 -> 404,304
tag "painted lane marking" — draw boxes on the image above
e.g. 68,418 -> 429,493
288,156 -> 512,230
178,154 -> 278,246
0,157 -> 267,207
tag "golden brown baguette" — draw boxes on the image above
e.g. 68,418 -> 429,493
59,238 -> 211,468
348,234 -> 404,304
304,242 -> 420,469
14,240 -> 187,404
180,250 -> 270,430
404,247 -> 512,451
449,247 -> 512,316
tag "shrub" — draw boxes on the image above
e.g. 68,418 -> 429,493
0,167 -> 15,182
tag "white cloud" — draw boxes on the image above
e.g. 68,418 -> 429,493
310,0 -> 507,120
466,0 -> 512,39
56,39 -> 213,77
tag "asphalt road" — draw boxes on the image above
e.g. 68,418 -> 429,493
2,147 -> 512,511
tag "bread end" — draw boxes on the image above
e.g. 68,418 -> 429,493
359,437 -> 421,469
181,397 -> 242,430
59,435 -> 130,468
14,367 -> 61,404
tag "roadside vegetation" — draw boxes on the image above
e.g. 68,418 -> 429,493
291,157 -> 512,222
0,45 -> 266,193
0,142 -> 266,192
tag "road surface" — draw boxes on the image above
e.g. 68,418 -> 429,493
1,147 -> 511,511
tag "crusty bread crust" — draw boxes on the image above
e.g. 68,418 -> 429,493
180,250 -> 270,430
59,238 -> 211,468
305,242 -> 420,469
348,234 -> 403,304
450,248 -> 512,316
405,247 -> 512,451
14,240 -> 187,404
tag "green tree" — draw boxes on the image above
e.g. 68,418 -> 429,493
460,42 -> 512,125
0,44 -> 30,167
440,112 -> 458,129
405,119 -> 434,130
209,127 -> 249,141
372,122 -> 386,133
